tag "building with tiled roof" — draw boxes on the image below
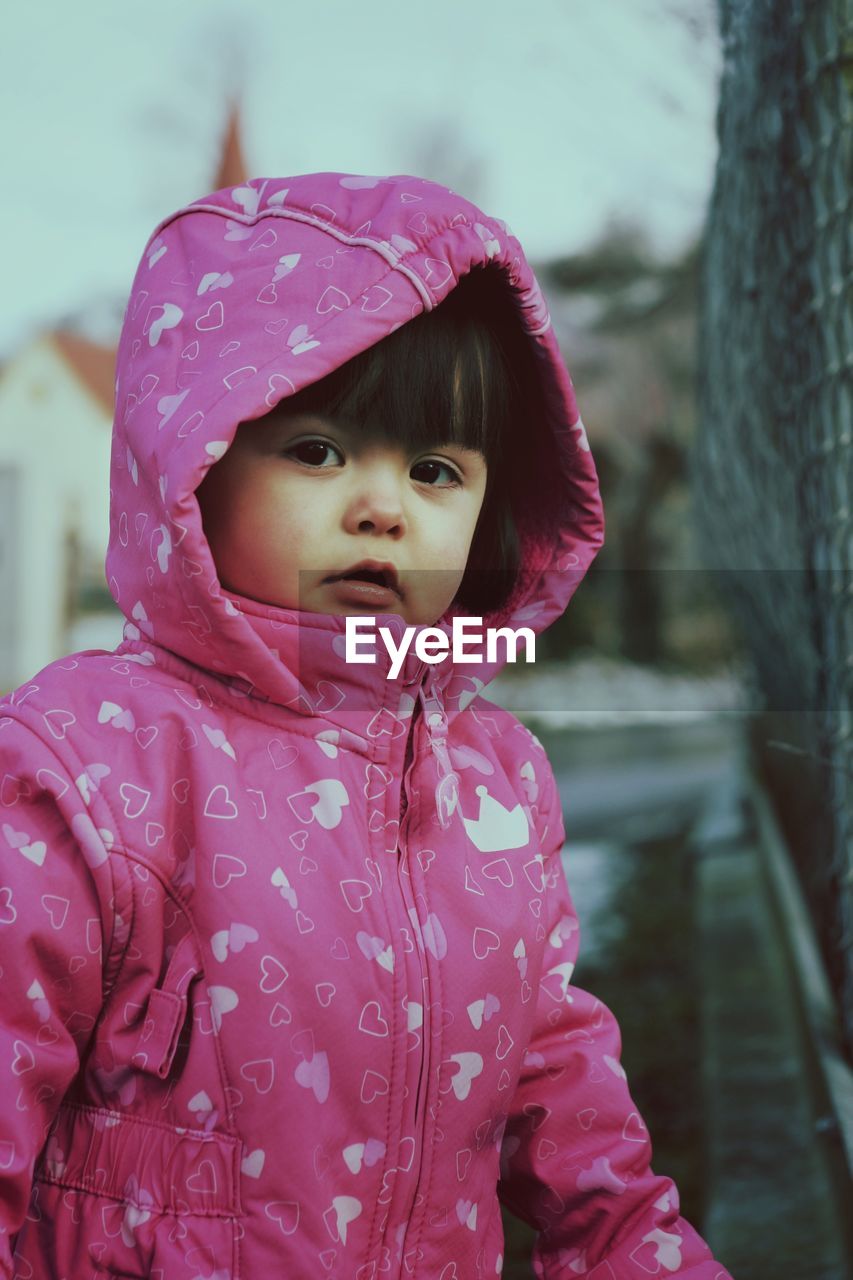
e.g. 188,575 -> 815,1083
0,103 -> 248,691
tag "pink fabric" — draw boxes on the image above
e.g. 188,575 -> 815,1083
0,174 -> 733,1278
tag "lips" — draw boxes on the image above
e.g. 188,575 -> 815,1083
323,561 -> 401,596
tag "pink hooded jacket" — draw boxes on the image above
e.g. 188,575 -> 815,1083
0,174 -> 733,1279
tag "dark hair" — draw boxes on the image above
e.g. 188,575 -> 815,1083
278,267 -> 531,615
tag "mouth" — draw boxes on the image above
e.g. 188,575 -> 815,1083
323,561 -> 402,597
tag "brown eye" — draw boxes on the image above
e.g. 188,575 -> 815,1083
285,439 -> 343,467
411,458 -> 461,486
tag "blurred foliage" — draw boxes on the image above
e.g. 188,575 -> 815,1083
530,222 -> 743,675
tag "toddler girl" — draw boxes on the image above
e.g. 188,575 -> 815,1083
0,173 -> 734,1279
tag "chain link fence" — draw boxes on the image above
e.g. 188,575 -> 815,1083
693,0 -> 852,1049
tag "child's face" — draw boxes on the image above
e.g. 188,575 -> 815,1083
197,408 -> 488,626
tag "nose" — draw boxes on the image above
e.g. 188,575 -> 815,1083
342,455 -> 407,538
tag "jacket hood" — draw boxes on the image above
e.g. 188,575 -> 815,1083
106,173 -> 604,721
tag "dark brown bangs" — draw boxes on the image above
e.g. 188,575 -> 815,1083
278,266 -> 521,466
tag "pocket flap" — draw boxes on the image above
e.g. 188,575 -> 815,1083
131,930 -> 203,1078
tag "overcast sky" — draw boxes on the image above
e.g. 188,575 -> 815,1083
0,0 -> 721,357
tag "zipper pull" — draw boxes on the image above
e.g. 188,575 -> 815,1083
418,672 -> 459,830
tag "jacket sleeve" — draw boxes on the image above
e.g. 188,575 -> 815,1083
497,754 -> 734,1280
0,714 -> 118,1276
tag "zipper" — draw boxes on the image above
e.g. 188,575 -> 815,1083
385,670 -> 461,1273
397,705 -> 429,1180
398,659 -> 458,828
419,669 -> 461,831
393,813 -> 430,1270
398,778 -> 428,1127
399,720 -> 415,825
372,687 -> 428,1274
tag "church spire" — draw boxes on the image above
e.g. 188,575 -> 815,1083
213,98 -> 248,191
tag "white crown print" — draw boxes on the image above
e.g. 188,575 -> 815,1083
461,785 -> 530,854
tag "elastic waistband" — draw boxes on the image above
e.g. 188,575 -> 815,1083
37,1103 -> 240,1217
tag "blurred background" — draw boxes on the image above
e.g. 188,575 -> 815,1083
0,1 -> 850,1275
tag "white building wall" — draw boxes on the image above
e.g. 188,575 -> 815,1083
0,337 -> 116,692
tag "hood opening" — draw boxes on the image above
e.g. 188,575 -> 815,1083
108,173 -> 603,711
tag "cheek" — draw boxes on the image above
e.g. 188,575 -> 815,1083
197,452 -> 258,535
424,502 -> 480,566
201,467 -> 294,572
233,493 -> 303,567
454,496 -> 487,555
